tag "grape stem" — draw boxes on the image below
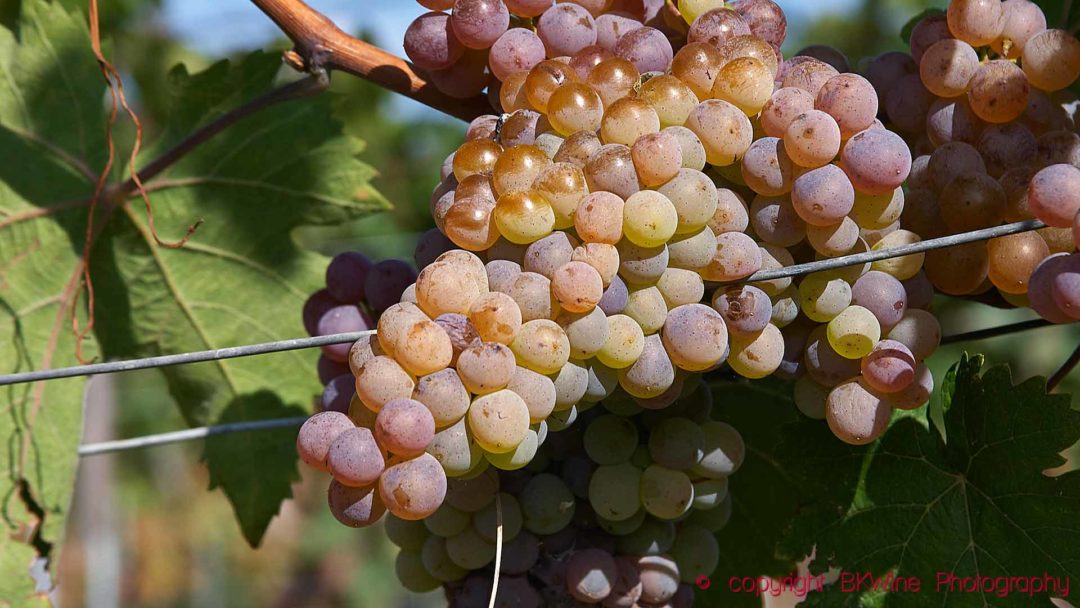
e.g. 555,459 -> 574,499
249,0 -> 492,121
1048,344 -> 1080,392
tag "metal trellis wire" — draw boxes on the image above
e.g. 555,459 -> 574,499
0,219 -> 1072,457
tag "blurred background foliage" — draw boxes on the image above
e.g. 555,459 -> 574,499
37,0 -> 1077,606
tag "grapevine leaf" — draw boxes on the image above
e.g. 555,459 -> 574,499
697,379 -> 844,607
0,2 -> 388,594
89,50 -> 388,546
900,8 -> 944,45
204,391 -> 306,547
0,1 -> 103,602
783,354 -> 1080,607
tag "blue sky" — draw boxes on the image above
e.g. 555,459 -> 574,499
162,0 -> 860,58
160,0 -> 860,117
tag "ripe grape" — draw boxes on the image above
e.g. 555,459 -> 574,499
585,144 -> 642,199
533,162 -> 589,229
587,58 -> 640,107
572,243 -> 621,285
728,323 -> 785,379
624,286 -> 668,335
489,28 -> 546,80
640,465 -> 694,520
414,368 -> 471,428
685,99 -> 753,167
597,314 -> 646,369
861,340 -> 917,393
328,480 -> 386,528
376,398 -> 437,457
909,14 -> 951,63
791,164 -> 855,226
712,56 -> 774,116
1022,29 -> 1080,92
1029,164 -> 1080,227
804,325 -> 861,387
657,268 -> 705,308
511,319 -> 571,373
631,131 -> 682,187
919,38 -> 979,98
548,82 -> 605,136
740,137 -> 794,197
988,231 -> 1050,294
537,3 -> 598,57
297,411 -> 354,472
327,427 -> 385,487
405,12 -> 465,70
602,97 -> 662,146
596,13 -> 643,50
617,240 -> 670,285
885,309 -> 942,360
451,0 -> 510,49
815,73 -> 879,138
702,231 -> 763,280
825,378 -> 891,445
841,128 -> 912,195
614,26 -> 674,73
783,110 -> 841,169
671,43 -> 725,100
355,356 -> 416,413
668,228 -> 717,271
639,75 -> 700,128
968,60 -> 1030,124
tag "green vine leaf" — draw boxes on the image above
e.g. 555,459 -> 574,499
0,0 -> 386,597
781,354 -> 1080,607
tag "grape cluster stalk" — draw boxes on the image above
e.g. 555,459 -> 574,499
296,0 -> 1080,605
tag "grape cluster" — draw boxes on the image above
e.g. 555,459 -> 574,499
293,0 -> 1080,603
868,0 -> 1080,322
387,383 -> 740,608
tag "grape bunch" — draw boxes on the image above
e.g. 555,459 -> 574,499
386,383 -> 741,608
292,0 -> 1080,603
868,0 -> 1080,321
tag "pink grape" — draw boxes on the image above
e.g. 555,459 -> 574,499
490,28 -> 546,80
504,0 -> 553,16
687,8 -> 751,49
596,13 -> 643,50
840,128 -> 912,195
861,340 -> 917,394
851,271 -> 908,330
814,73 -> 878,139
729,0 -> 787,50
537,3 -> 598,57
376,399 -> 437,457
317,305 -> 372,362
404,12 -> 465,70
452,0 -> 511,49
297,411 -> 355,472
614,26 -> 673,74
865,52 -> 917,105
1029,164 -> 1080,227
327,427 -> 386,488
379,453 -> 448,520
1050,253 -> 1080,319
328,480 -> 386,528
790,164 -> 855,226
909,14 -> 951,63
1028,254 -> 1074,323
325,251 -> 372,303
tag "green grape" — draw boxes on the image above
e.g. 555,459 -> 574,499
444,468 -> 498,512
624,286 -> 669,335
446,526 -> 496,570
395,550 -> 441,593
692,477 -> 729,510
692,421 -> 745,478
583,361 -> 620,404
421,535 -> 469,582
631,444 -> 654,469
552,359 -> 590,411
657,268 -> 706,309
679,0 -> 725,24
521,473 -> 576,534
426,417 -> 484,478
640,465 -> 695,520
486,427 -> 539,470
598,508 -> 647,536
648,417 -> 705,470
596,314 -> 646,369
616,517 -> 676,556
385,514 -> 430,551
424,504 -> 471,537
794,376 -> 829,420
658,168 -> 721,234
798,271 -> 852,322
688,493 -> 733,532
589,462 -> 644,522
547,405 -> 579,431
602,390 -> 643,416
670,524 -> 720,583
584,415 -> 640,465
870,230 -> 924,280
827,305 -> 881,359
473,493 -> 523,543
623,190 -> 680,247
